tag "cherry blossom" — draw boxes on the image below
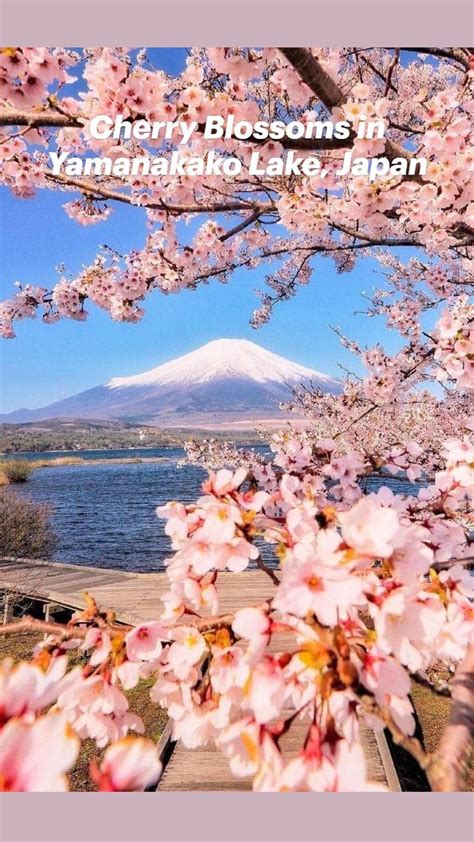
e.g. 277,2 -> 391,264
0,714 -> 79,792
125,621 -> 168,662
91,737 -> 162,791
0,655 -> 68,723
0,48 -> 472,339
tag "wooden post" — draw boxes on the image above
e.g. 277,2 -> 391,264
43,602 -> 50,639
2,593 -> 13,624
42,602 -> 62,637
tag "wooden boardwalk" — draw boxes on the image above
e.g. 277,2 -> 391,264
0,557 -> 400,791
157,717 -> 398,791
0,557 -> 274,623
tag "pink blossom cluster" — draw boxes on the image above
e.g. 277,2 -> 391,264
0,48 -> 72,107
0,47 -> 473,336
63,199 -> 112,226
0,649 -> 161,791
1,429 -> 473,791
434,296 -> 474,391
150,462 -> 473,789
0,284 -> 48,338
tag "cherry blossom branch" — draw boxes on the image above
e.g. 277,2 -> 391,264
0,108 -> 83,129
0,616 -> 92,639
333,346 -> 436,439
45,172 -> 272,215
330,223 -> 419,248
48,174 -> 441,248
0,601 -> 274,637
45,168 -> 474,249
0,108 -> 352,152
399,48 -> 470,71
358,692 -> 430,771
279,48 -> 412,166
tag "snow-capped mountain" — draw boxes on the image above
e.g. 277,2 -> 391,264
1,339 -> 341,427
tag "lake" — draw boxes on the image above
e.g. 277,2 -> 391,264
4,447 -> 420,571
4,447 -> 250,571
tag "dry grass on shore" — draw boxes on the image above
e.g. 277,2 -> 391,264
29,456 -> 86,468
0,490 -> 56,559
0,455 -> 170,475
0,460 -> 33,484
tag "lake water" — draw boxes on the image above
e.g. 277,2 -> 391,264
4,447 -> 250,571
4,447 -> 420,571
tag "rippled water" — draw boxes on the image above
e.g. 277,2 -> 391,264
5,447 -> 245,570
5,447 -> 421,571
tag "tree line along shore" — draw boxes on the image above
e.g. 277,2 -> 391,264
0,418 -> 262,455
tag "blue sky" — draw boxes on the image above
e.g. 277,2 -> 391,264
1,48 -> 412,413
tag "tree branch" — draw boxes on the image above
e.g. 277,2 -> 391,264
0,108 -> 352,152
219,209 -> 262,242
0,108 -> 83,129
331,222 -> 419,247
0,602 -> 274,638
279,48 -> 345,109
333,346 -> 436,439
279,48 -> 415,167
44,172 -> 272,215
432,557 -> 474,572
255,556 -> 281,586
0,616 -> 92,638
398,48 -> 470,71
427,646 -> 474,792
358,692 -> 430,771
384,49 -> 400,97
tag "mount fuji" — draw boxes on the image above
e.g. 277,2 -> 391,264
1,339 -> 341,428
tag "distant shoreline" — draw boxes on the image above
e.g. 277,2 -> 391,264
1,445 -> 177,456
0,423 -> 266,456
0,441 -> 267,470
0,454 -> 176,471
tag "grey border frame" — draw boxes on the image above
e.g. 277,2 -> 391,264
1,792 -> 473,841
0,0 -> 473,44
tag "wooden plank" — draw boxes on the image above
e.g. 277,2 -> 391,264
374,727 -> 402,791
1,559 -> 274,619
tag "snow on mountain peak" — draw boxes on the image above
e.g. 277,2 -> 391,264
107,338 -> 337,390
